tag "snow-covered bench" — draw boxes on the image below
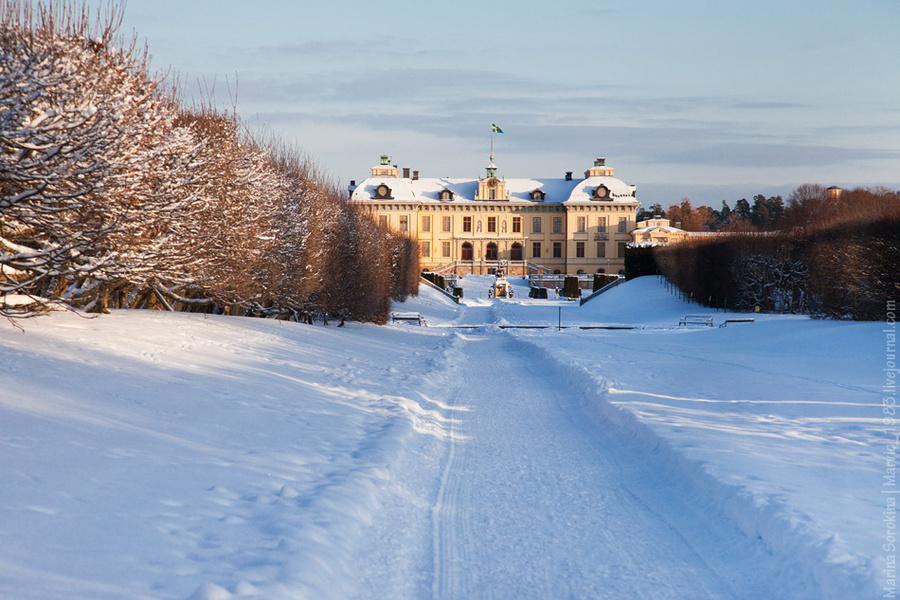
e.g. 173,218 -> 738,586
391,312 -> 424,325
719,318 -> 755,328
679,315 -> 714,327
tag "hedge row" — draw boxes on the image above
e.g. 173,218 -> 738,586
653,219 -> 900,320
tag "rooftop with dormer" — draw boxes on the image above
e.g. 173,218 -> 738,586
349,156 -> 637,204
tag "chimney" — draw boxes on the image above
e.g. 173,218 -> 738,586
412,170 -> 419,181
565,171 -> 573,181
403,167 -> 410,179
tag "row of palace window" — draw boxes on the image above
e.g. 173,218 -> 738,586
420,241 -> 628,260
380,214 -> 630,234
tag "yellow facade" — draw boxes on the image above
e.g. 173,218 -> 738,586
630,217 -> 687,245
350,156 -> 639,275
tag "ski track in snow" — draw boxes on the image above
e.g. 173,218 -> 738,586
427,324 -> 783,598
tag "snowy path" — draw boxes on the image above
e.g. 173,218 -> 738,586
428,331 -> 784,599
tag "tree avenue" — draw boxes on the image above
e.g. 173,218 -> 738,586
0,0 -> 418,323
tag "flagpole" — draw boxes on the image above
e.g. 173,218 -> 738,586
489,123 -> 502,165
490,126 -> 494,162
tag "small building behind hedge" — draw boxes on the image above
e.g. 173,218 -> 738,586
630,217 -> 687,245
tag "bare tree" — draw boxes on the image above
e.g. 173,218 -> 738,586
784,184 -> 828,232
0,0 -> 181,314
1,0 -> 425,323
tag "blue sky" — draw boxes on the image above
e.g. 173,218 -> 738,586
105,0 -> 899,207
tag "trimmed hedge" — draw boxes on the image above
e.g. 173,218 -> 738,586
562,276 -> 581,298
624,246 -> 659,280
421,272 -> 447,289
653,218 -> 900,320
806,219 -> 900,320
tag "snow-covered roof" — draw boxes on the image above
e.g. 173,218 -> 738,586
351,166 -> 637,204
563,176 -> 636,203
631,225 -> 684,234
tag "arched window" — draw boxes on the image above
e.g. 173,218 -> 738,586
461,242 -> 474,261
486,243 -> 498,261
510,243 -> 523,261
439,188 -> 454,201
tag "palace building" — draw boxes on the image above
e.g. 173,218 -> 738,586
349,154 -> 639,276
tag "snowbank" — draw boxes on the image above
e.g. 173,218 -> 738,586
0,311 -> 456,599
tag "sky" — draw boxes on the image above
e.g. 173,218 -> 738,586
96,0 -> 900,207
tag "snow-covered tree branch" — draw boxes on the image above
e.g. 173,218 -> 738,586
1,0 -> 419,323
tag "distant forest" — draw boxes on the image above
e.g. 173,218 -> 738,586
0,0 -> 419,324
637,184 -> 900,233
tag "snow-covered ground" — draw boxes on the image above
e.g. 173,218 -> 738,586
0,276 -> 889,599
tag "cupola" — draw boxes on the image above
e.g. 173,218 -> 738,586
371,154 -> 399,178
476,154 -> 508,200
486,159 -> 498,179
585,157 -> 615,178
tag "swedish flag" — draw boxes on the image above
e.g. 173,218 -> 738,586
492,123 -> 504,134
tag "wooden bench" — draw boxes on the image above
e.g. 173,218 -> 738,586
679,315 -> 714,327
719,318 -> 755,328
391,312 -> 424,325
